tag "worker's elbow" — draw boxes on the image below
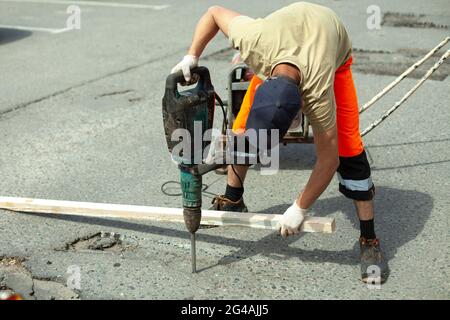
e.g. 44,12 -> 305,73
208,5 -> 222,16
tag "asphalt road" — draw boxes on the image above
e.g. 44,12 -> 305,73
0,0 -> 449,300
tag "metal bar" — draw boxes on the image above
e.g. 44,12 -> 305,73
191,233 -> 196,273
359,37 -> 450,115
361,50 -> 450,137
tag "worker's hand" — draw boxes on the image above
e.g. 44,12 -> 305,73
171,55 -> 199,83
277,201 -> 308,238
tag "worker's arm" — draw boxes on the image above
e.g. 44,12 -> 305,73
278,125 -> 339,237
299,125 -> 339,208
188,6 -> 241,57
171,6 -> 241,81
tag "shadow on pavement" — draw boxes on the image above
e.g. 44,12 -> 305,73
0,28 -> 32,45
255,186 -> 433,265
276,143 -> 316,171
23,186 -> 432,272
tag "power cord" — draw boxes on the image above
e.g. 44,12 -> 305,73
230,162 -> 244,188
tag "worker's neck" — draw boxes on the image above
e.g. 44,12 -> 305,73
271,63 -> 302,86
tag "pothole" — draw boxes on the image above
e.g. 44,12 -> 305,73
61,232 -> 137,253
0,256 -> 26,271
382,12 -> 449,29
0,256 -> 79,300
352,48 -> 449,80
0,257 -> 26,299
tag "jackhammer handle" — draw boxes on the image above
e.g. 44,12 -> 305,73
165,66 -> 213,91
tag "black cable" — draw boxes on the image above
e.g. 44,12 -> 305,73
160,180 -> 183,197
230,163 -> 244,188
160,180 -> 210,197
214,92 -> 228,129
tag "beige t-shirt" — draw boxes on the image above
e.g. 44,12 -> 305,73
228,2 -> 352,131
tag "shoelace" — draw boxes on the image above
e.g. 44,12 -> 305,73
211,195 -> 241,209
361,238 -> 381,255
211,196 -> 227,209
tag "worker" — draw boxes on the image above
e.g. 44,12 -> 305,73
171,2 -> 388,283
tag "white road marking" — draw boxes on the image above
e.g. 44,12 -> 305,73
0,24 -> 72,34
0,0 -> 170,10
51,27 -> 73,34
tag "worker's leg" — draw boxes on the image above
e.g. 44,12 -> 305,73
228,74 -> 264,190
334,58 -> 376,237
354,198 -> 374,220
227,164 -> 250,188
210,75 -> 263,212
335,57 -> 388,282
210,163 -> 249,211
334,56 -> 375,223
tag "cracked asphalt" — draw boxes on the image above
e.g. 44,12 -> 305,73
0,0 -> 449,300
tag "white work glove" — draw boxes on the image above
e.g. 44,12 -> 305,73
171,55 -> 199,82
277,201 -> 308,238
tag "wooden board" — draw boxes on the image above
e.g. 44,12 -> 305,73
0,196 -> 335,233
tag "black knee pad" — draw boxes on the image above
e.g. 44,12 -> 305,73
337,150 -> 375,201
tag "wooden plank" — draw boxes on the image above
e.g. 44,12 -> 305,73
0,196 -> 335,233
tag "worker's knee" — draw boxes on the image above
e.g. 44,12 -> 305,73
339,184 -> 375,201
337,149 -> 375,201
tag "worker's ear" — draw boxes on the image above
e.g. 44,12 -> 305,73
208,6 -> 241,37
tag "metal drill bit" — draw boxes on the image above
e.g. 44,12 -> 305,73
191,233 -> 196,273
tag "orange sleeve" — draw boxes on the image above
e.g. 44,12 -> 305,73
232,75 -> 263,134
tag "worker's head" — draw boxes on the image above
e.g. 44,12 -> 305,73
245,75 -> 302,149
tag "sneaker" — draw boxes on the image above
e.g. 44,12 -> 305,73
359,237 -> 389,284
210,195 -> 248,212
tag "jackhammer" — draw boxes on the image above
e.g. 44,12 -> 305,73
162,67 -> 223,273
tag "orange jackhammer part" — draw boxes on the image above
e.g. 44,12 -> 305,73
334,56 -> 364,157
232,75 -> 263,134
